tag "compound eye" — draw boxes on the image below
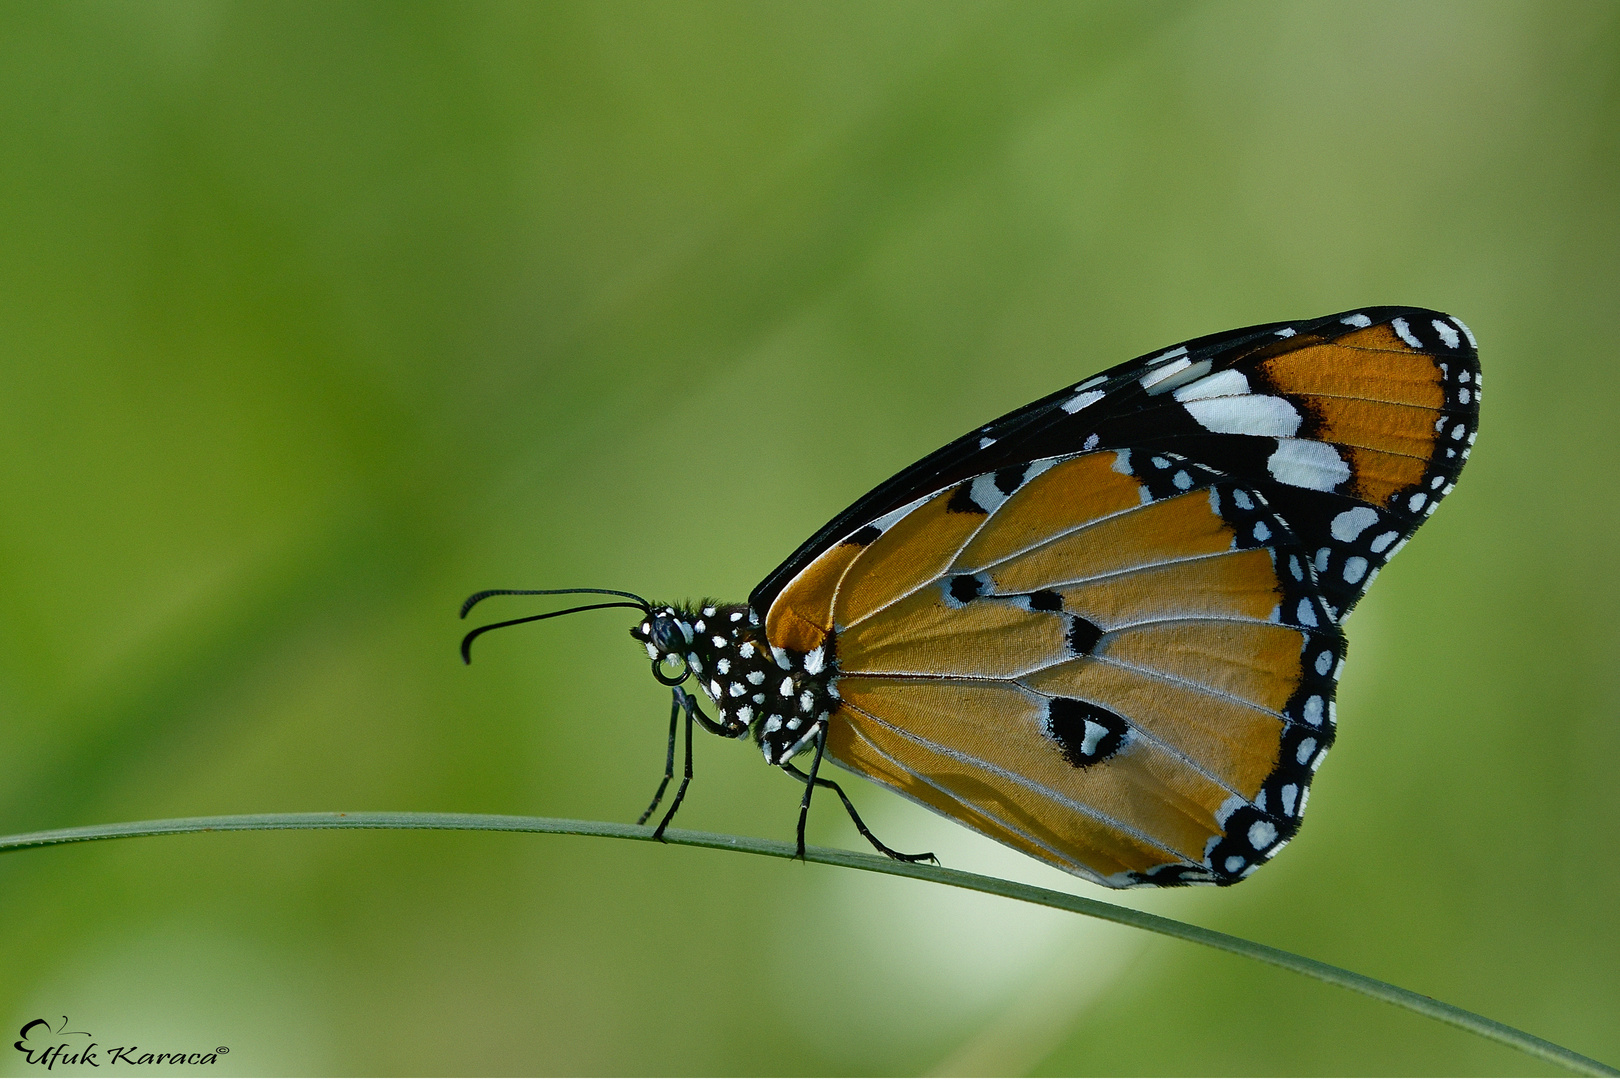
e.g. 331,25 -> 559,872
650,617 -> 684,653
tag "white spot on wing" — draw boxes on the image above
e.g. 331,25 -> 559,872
1142,358 -> 1212,395
1172,368 -> 1249,402
1139,357 -> 1191,390
1343,555 -> 1369,584
969,472 -> 1009,514
870,493 -> 930,535
1392,317 -> 1423,348
1248,820 -> 1277,850
1340,313 -> 1373,328
1274,327 -> 1297,338
1451,317 -> 1477,348
1061,390 -> 1106,414
1330,506 -> 1379,541
1432,319 -> 1460,349
1024,458 -> 1058,482
1080,719 -> 1108,757
1267,439 -> 1350,491
1147,345 -> 1189,365
1184,395 -> 1303,437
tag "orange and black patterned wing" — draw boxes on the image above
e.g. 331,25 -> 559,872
754,308 -> 1478,886
753,308 -> 1479,622
769,449 -> 1342,886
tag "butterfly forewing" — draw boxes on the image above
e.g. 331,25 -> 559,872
753,307 -> 1479,622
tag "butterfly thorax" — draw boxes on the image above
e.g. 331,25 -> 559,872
630,603 -> 838,765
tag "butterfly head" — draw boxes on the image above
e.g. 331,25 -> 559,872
629,606 -> 697,685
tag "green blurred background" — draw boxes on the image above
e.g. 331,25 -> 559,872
1,1 -> 1616,1074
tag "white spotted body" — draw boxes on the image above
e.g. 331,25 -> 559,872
629,602 -> 837,764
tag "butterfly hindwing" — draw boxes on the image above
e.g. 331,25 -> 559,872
777,447 -> 1343,886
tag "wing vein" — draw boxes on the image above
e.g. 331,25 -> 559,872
841,699 -> 1203,863
835,722 -> 1087,873
1080,654 -> 1292,721
1008,678 -> 1245,798
842,462 -> 1228,629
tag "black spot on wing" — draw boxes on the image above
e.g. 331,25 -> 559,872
947,480 -> 988,515
993,467 -> 1025,496
1026,589 -> 1063,612
1065,615 -> 1103,655
846,525 -> 881,546
1046,698 -> 1127,767
948,574 -> 986,604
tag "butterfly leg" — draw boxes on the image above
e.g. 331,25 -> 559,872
787,725 -> 829,861
651,685 -> 698,842
781,726 -> 938,865
636,689 -> 683,826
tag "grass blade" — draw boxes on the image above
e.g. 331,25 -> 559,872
2,811 -> 1612,1077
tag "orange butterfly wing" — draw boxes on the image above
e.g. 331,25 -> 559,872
758,309 -> 1477,886
773,450 -> 1337,886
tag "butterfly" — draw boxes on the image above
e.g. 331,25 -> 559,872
462,307 -> 1479,888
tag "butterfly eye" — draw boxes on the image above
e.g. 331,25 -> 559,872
649,616 -> 686,653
